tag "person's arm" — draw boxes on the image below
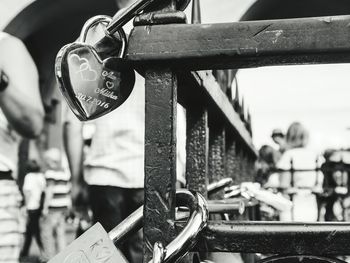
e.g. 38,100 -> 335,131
0,33 -> 44,138
62,106 -> 86,207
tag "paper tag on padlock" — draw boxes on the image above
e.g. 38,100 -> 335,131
48,223 -> 128,263
55,15 -> 135,121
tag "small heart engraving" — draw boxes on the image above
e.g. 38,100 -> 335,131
105,81 -> 114,89
56,43 -> 135,121
69,54 -> 98,82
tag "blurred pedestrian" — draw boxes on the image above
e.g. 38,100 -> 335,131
322,150 -> 350,221
271,128 -> 287,154
276,122 -> 324,221
41,148 -> 71,259
255,145 -> 280,185
20,160 -> 46,259
0,32 -> 44,263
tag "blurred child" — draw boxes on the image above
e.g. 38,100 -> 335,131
41,148 -> 71,259
256,145 -> 280,185
20,160 -> 46,259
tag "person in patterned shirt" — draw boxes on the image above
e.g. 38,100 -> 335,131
0,32 -> 44,263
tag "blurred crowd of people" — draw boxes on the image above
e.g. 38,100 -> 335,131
20,149 -> 71,261
256,122 -> 350,223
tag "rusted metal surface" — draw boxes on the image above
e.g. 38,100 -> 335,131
144,68 -> 178,261
184,221 -> 350,255
225,135 -> 239,184
208,114 -> 226,200
182,0 -> 208,198
196,71 -> 257,158
127,15 -> 350,70
134,11 -> 186,25
184,0 -> 207,195
178,72 -> 257,173
142,2 -> 186,262
186,106 -> 209,196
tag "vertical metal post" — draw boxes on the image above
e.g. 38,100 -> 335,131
290,158 -> 295,221
186,0 -> 209,197
191,0 -> 201,24
226,134 -> 238,184
233,142 -> 242,184
315,157 -> 320,187
208,112 -> 226,199
341,155 -> 345,187
144,68 -> 178,261
186,107 -> 209,196
143,1 -> 178,261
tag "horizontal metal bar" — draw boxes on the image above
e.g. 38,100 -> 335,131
274,167 -> 350,172
127,15 -> 350,70
179,221 -> 350,255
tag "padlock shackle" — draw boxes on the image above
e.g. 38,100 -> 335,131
106,0 -> 158,35
108,190 -> 205,245
108,191 -> 199,244
108,190 -> 208,263
79,15 -> 112,43
160,192 -> 208,263
79,15 -> 127,58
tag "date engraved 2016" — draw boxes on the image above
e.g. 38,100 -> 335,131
76,92 -> 109,108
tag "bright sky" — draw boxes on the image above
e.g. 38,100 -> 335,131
194,1 -> 350,152
2,0 -> 350,153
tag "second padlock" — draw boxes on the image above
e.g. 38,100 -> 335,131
48,190 -> 208,263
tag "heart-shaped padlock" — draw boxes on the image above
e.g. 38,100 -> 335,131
55,15 -> 135,121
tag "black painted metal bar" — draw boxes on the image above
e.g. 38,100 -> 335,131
127,15 -> 350,70
186,105 -> 209,196
142,2 -> 186,262
225,135 -> 238,184
144,68 -> 178,262
174,221 -> 350,255
208,112 -> 226,200
187,71 -> 257,158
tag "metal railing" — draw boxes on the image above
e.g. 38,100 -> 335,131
122,0 -> 350,261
